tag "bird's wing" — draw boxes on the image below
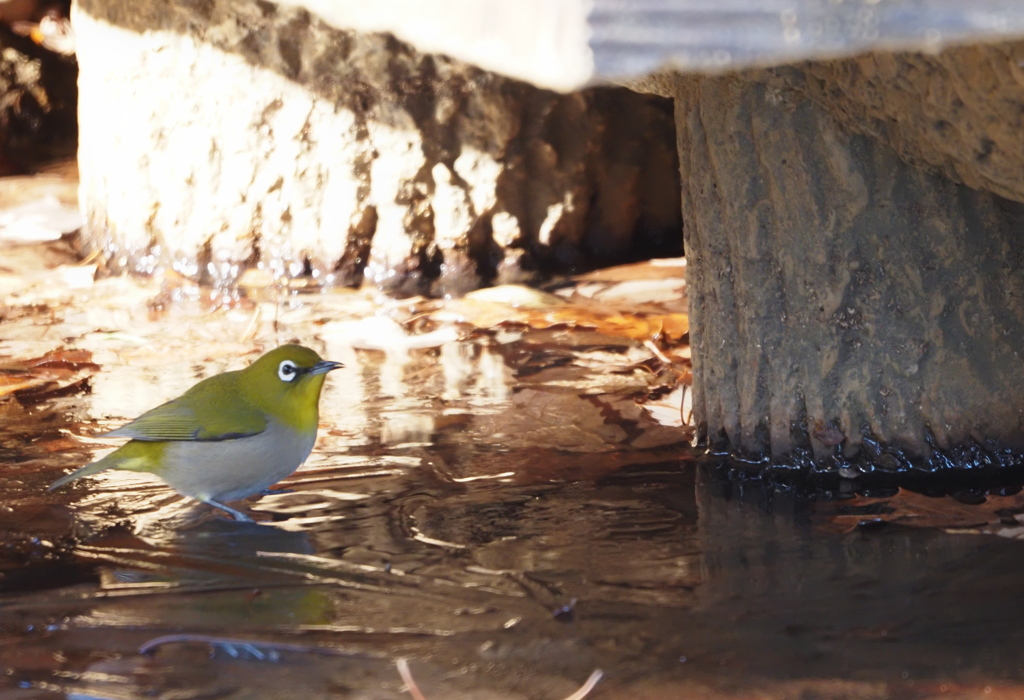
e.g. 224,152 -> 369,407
103,396 -> 268,442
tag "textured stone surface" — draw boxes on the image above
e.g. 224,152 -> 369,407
800,42 -> 1024,205
279,0 -> 592,92
634,38 -> 1024,210
672,62 -> 1024,467
74,0 -> 680,295
636,39 -> 1024,208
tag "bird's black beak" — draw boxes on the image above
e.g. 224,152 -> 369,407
308,360 -> 344,376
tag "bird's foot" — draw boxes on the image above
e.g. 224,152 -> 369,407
201,498 -> 254,522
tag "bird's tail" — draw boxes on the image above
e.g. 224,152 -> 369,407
48,453 -> 119,491
49,440 -> 163,491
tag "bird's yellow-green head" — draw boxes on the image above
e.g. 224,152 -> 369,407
236,344 -> 343,435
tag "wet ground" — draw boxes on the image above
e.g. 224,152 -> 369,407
6,170 -> 1024,699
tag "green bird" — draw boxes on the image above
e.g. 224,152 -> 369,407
49,344 -> 342,522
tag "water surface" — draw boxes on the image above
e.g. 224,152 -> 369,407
1,252 -> 1023,699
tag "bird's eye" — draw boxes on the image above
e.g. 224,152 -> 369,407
278,360 -> 298,382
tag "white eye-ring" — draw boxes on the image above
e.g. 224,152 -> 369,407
278,360 -> 298,382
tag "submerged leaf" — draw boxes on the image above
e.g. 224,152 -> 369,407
0,348 -> 99,400
814,488 -> 1024,535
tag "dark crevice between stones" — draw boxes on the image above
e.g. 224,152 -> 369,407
194,238 -> 216,287
334,205 -> 377,288
0,19 -> 77,175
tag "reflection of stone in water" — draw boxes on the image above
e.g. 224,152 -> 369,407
440,340 -> 475,401
322,335 -> 515,449
473,340 -> 515,403
83,309 -> 262,426
315,340 -> 369,446
688,464 -> 1024,683
381,411 -> 435,446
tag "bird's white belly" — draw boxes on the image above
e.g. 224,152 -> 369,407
159,421 -> 316,502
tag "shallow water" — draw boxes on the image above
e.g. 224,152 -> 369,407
4,333 -> 1024,700
2,221 -> 1024,697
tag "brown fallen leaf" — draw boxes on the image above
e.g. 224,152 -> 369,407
0,347 -> 99,400
23,347 -> 99,372
13,375 -> 91,404
0,377 -> 42,396
449,290 -> 688,345
0,347 -> 99,373
814,488 -> 1024,534
572,257 -> 686,283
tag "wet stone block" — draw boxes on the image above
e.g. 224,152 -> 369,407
73,0 -> 681,295
656,43 -> 1024,474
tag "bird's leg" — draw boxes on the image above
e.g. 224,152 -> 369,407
200,498 -> 254,522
